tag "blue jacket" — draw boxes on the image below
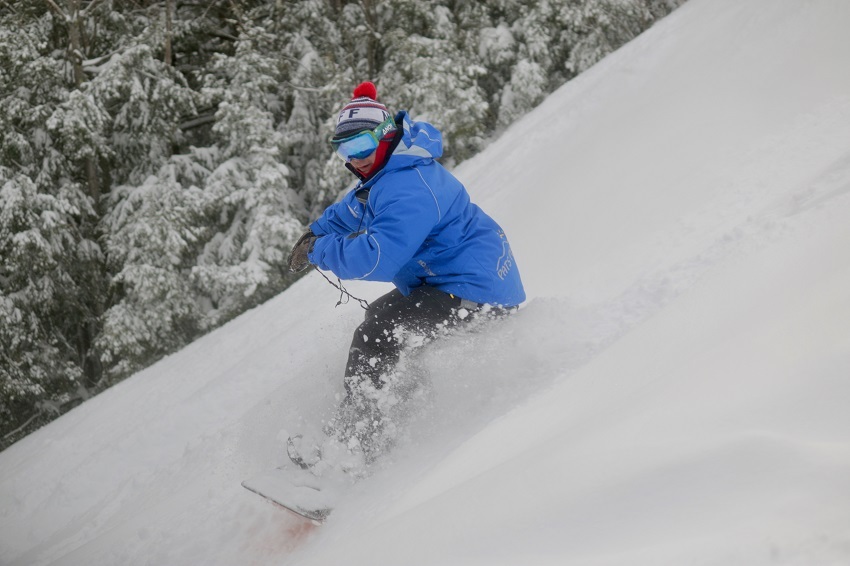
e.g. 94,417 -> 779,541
309,112 -> 525,307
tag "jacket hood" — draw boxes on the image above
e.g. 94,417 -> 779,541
357,111 -> 443,188
390,111 -> 443,164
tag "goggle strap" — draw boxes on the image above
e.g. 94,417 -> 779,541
331,116 -> 396,145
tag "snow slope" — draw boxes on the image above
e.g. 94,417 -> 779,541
3,0 -> 850,564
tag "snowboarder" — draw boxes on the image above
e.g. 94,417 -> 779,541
287,81 -> 525,472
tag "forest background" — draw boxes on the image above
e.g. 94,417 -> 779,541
0,0 -> 682,450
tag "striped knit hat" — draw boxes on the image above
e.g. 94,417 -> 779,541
333,81 -> 391,141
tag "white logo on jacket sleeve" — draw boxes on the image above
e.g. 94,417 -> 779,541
418,259 -> 436,277
496,234 -> 515,280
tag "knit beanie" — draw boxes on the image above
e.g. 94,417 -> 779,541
333,81 -> 391,141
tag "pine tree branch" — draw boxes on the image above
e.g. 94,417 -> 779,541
44,0 -> 65,17
0,0 -> 19,14
81,0 -> 106,17
180,112 -> 217,131
3,412 -> 40,441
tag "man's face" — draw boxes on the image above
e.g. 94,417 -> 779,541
350,150 -> 377,176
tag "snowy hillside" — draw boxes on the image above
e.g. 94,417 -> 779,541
3,0 -> 850,564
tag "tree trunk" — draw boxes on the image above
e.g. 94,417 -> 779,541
164,0 -> 174,66
64,0 -> 101,200
362,0 -> 379,78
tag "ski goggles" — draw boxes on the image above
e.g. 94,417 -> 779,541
331,117 -> 397,162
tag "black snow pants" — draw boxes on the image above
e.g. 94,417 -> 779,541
343,286 -> 471,394
330,285 -> 513,460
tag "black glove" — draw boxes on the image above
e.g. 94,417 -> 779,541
288,230 -> 317,273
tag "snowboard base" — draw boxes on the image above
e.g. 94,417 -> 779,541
241,467 -> 335,522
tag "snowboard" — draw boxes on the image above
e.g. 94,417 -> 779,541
241,467 -> 335,522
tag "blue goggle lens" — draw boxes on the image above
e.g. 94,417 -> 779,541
333,132 -> 379,162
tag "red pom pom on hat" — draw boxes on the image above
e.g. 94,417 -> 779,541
352,81 -> 378,100
333,81 -> 391,140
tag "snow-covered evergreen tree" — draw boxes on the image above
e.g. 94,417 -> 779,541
0,167 -> 103,429
0,8 -> 107,446
98,160 -> 207,379
271,0 -> 353,217
379,1 -> 489,164
193,25 -> 304,326
564,0 -> 685,75
88,43 -> 198,186
495,1 -> 562,130
91,40 -> 204,380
